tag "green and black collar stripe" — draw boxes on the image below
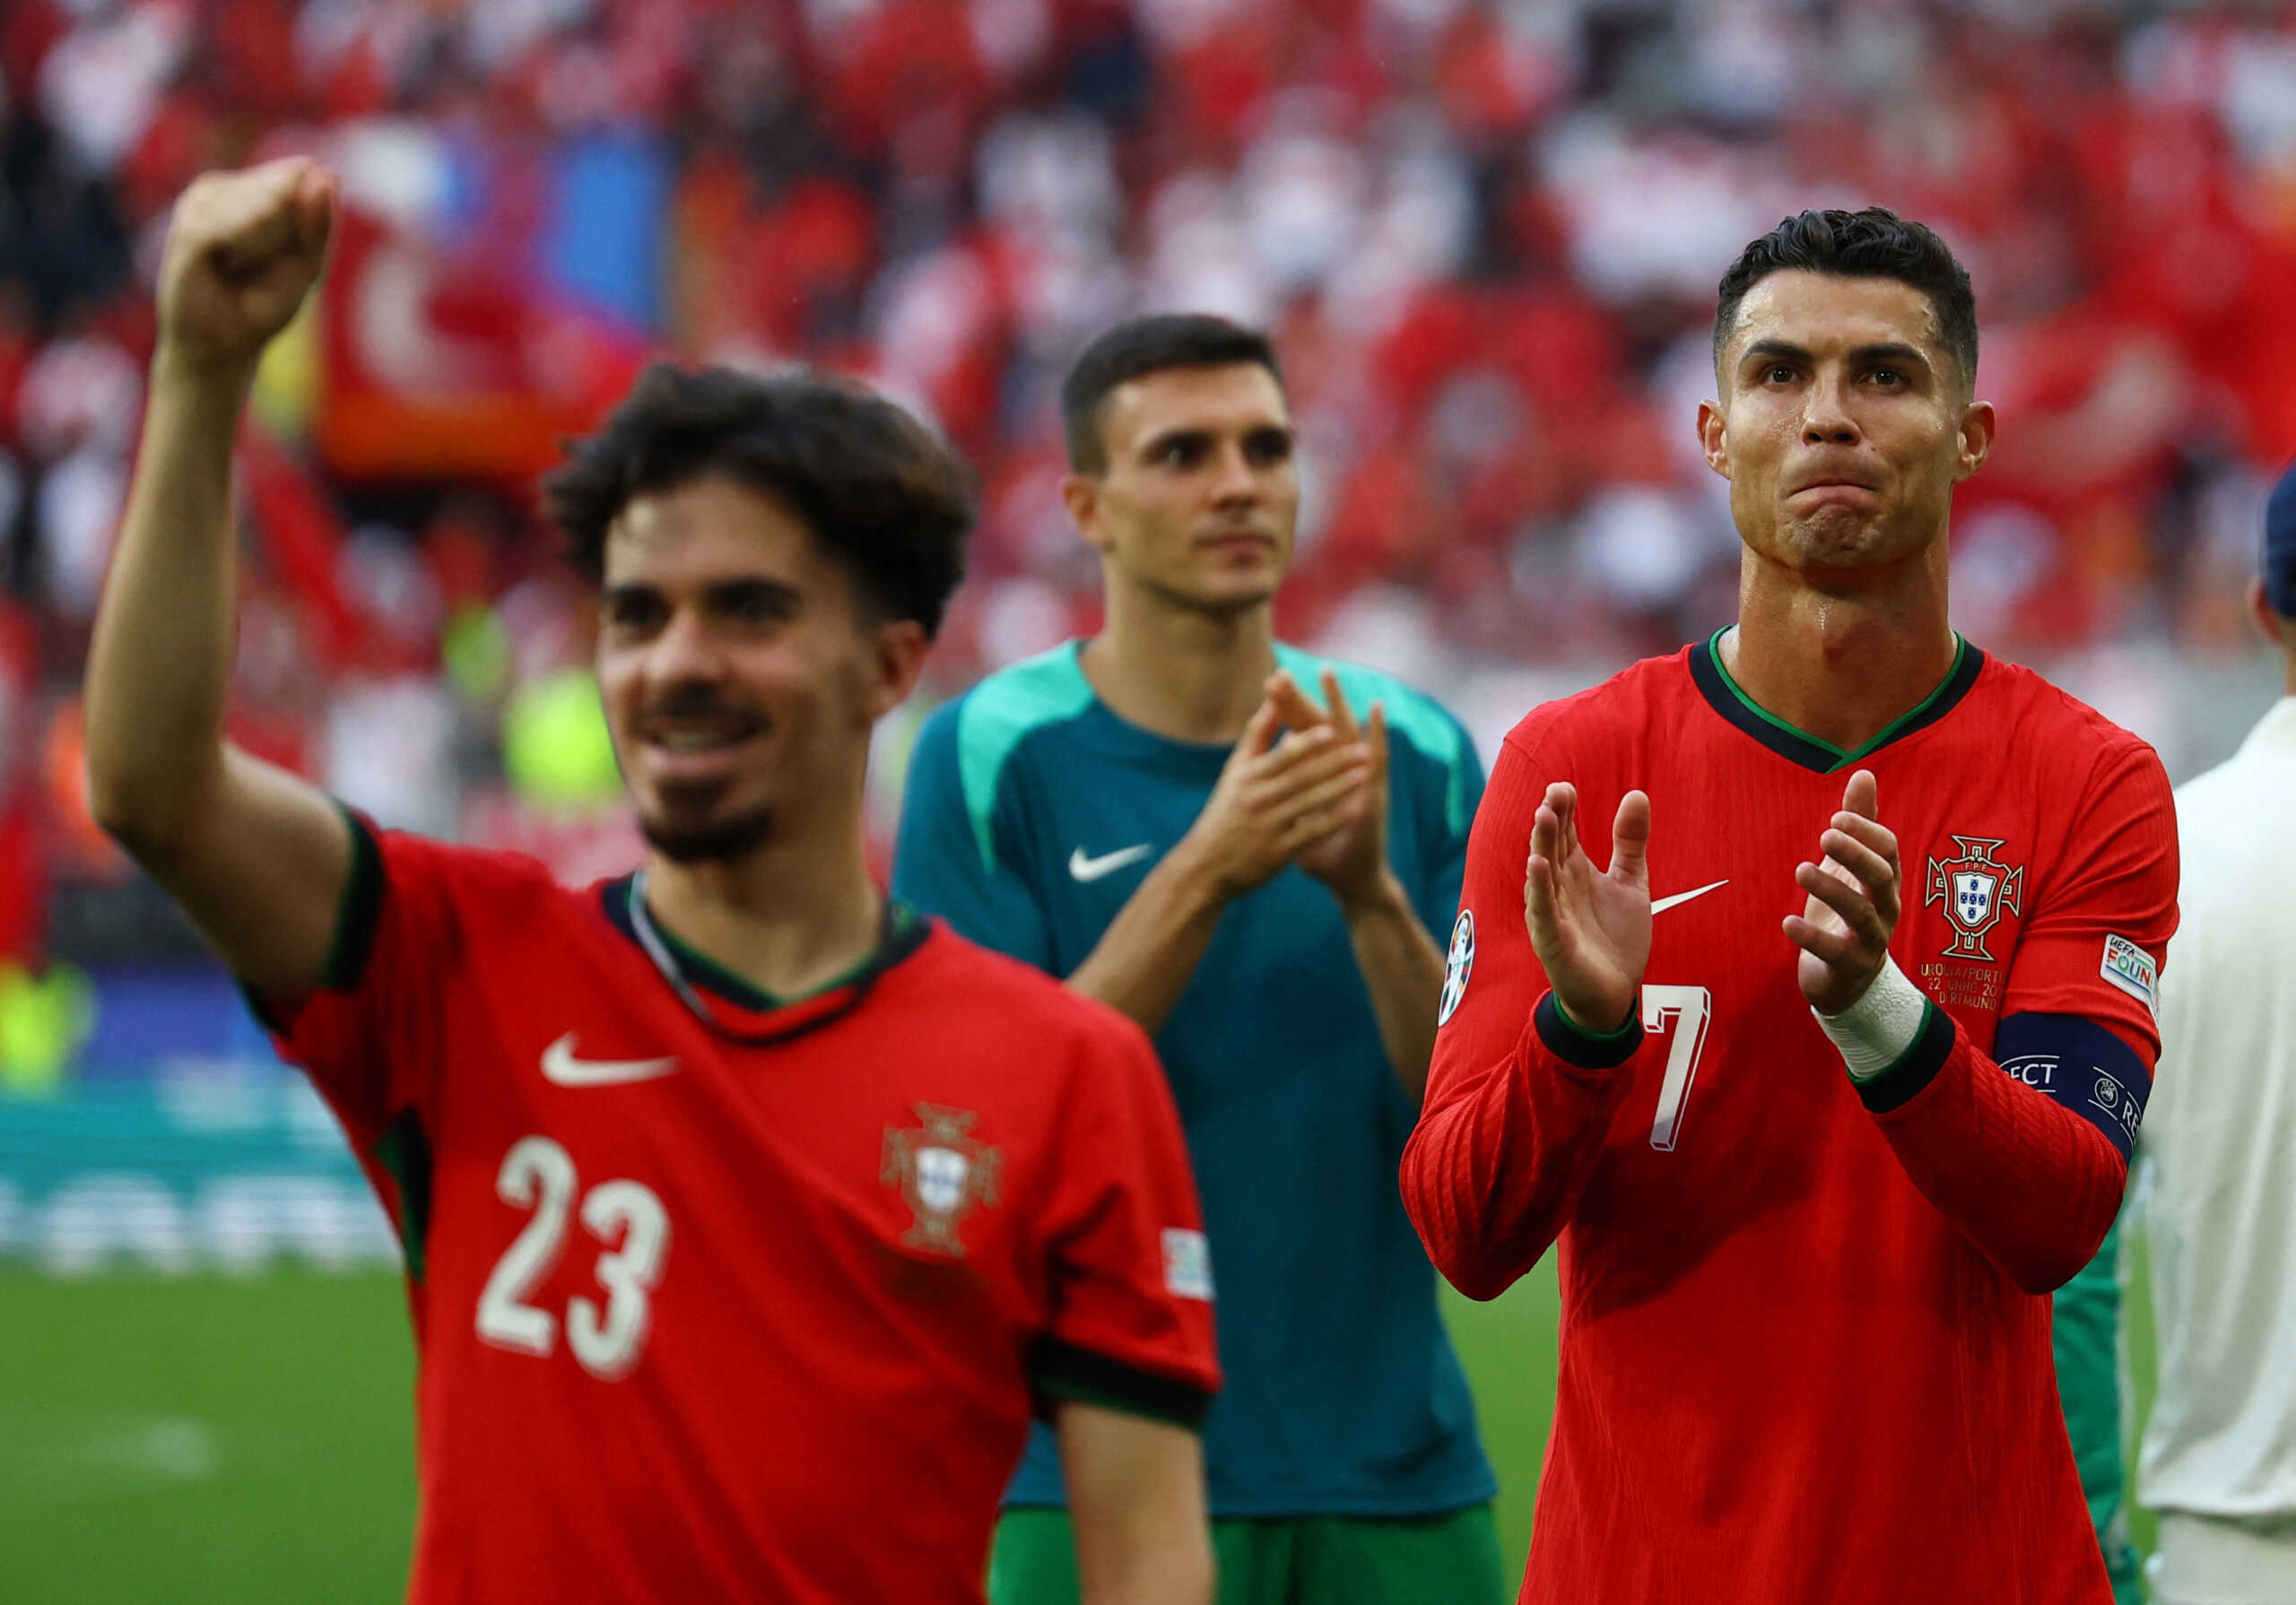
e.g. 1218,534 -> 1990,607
601,878 -> 931,1046
1690,629 -> 1984,774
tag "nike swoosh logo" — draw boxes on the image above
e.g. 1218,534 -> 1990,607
1650,878 -> 1729,915
541,1033 -> 679,1088
1069,844 -> 1154,882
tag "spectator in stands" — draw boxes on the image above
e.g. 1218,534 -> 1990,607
0,0 -> 2292,959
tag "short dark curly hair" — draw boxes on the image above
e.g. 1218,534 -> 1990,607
1713,208 -> 1979,392
543,363 -> 977,637
1061,313 -> 1285,474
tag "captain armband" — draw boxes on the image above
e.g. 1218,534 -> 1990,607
1991,1012 -> 2149,1162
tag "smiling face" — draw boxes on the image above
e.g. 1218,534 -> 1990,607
596,475 -> 924,864
1065,362 -> 1299,616
1700,270 -> 1995,578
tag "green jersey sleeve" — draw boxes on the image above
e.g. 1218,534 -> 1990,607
2053,1215 -> 2142,1604
891,695 -> 1056,972
1409,706 -> 1486,941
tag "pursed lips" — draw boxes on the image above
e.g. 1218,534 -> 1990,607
1195,527 -> 1277,550
1787,478 -> 1882,502
1785,457 -> 1880,494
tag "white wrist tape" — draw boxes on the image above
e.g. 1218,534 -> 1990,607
1813,955 -> 1927,1082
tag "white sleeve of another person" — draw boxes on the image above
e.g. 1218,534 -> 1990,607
2138,703 -> 2296,1549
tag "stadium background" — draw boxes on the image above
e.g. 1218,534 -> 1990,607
2,0 -> 2292,1596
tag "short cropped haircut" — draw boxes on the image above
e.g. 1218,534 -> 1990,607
1061,314 -> 1286,474
544,363 -> 976,637
1713,208 -> 1979,392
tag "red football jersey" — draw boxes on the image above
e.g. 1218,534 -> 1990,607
1405,638 -> 2177,1605
264,822 -> 1219,1604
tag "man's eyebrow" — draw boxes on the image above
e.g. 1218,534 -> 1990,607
1738,338 -> 1934,370
1137,426 -> 1213,459
601,577 -> 802,608
1848,342 -> 1932,369
704,577 -> 800,606
1739,339 -> 1813,369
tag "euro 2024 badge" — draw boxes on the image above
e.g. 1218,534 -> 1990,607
883,1103 -> 1002,1257
1439,910 -> 1474,1026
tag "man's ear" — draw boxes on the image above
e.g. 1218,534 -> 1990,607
2248,576 -> 2296,653
1696,399 -> 1730,481
1954,399 -> 1996,482
865,618 -> 932,720
1062,473 -> 1112,556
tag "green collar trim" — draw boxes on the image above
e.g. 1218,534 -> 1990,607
1693,629 -> 1981,774
648,901 -> 923,1012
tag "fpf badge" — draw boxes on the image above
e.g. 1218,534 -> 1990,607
1924,837 -> 2024,962
883,1103 -> 1002,1258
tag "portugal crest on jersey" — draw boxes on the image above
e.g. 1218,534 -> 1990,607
883,1104 -> 1002,1257
1924,837 -> 2025,962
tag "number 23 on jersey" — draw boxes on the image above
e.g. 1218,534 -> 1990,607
475,1136 -> 672,1381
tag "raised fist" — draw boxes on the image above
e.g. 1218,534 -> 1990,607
156,159 -> 336,376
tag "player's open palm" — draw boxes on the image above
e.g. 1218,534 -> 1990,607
1524,784 -> 1652,1034
158,158 -> 335,375
1183,698 -> 1372,899
1787,768 -> 1901,1015
1268,668 -> 1391,906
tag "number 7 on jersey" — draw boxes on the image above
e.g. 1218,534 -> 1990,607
1642,985 -> 1712,1151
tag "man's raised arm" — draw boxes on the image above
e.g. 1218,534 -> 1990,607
83,159 -> 353,999
1786,766 -> 2171,1293
1402,728 -> 1657,1300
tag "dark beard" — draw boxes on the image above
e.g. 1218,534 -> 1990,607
638,800 -> 777,863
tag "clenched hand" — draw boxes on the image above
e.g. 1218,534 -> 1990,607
157,158 -> 335,377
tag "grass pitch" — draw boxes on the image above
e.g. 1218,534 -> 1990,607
0,1251 -> 2149,1601
0,1265 -> 1564,1600
0,1271 -> 419,1602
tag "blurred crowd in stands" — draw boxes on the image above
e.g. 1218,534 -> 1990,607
3,0 -> 2295,1011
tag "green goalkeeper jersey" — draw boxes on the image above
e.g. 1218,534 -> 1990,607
2057,1216 -> 2143,1603
891,640 -> 1496,1519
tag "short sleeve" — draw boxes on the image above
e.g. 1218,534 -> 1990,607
891,699 -> 1057,971
255,816 -> 469,1149
1029,1016 -> 1221,1427
2000,739 -> 2179,1063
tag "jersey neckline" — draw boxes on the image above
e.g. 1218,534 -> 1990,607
599,877 -> 932,1045
1689,628 -> 1985,774
1055,640 -> 1252,764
